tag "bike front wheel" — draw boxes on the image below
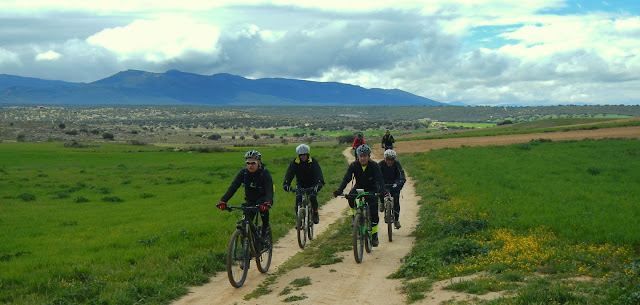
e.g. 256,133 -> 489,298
353,213 -> 365,263
307,205 -> 314,240
296,207 -> 307,248
256,227 -> 273,273
226,229 -> 249,288
386,201 -> 394,242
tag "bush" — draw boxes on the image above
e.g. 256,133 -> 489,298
101,196 -> 124,202
75,197 -> 89,203
338,134 -> 356,144
18,193 -> 36,202
102,133 -> 115,140
207,134 -> 221,140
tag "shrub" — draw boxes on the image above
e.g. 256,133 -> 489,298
127,140 -> 147,146
75,197 -> 89,203
102,133 -> 115,140
18,193 -> 36,202
64,140 -> 87,148
101,196 -> 124,202
338,134 -> 355,144
208,134 -> 222,140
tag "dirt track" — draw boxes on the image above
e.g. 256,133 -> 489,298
173,125 -> 640,305
394,125 -> 640,154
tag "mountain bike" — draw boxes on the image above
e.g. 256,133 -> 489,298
290,187 -> 316,249
341,189 -> 380,263
223,204 -> 273,288
382,183 -> 395,242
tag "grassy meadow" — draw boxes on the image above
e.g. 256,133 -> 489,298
397,138 -> 640,304
0,142 -> 346,305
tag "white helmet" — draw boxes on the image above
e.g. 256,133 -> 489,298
295,144 -> 310,155
244,150 -> 262,160
384,149 -> 396,159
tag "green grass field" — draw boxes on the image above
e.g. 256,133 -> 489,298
0,142 -> 346,305
397,138 -> 640,304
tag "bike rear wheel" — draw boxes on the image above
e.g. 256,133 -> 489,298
226,229 -> 249,288
353,213 -> 365,263
386,201 -> 394,242
256,227 -> 272,273
365,215 -> 372,253
296,206 -> 307,248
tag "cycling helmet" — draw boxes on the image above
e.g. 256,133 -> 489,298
384,149 -> 396,159
356,144 -> 371,156
244,150 -> 262,160
295,144 -> 310,155
356,133 -> 363,137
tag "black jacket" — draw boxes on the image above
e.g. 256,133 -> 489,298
378,160 -> 406,189
283,156 -> 324,188
221,166 -> 274,205
381,134 -> 395,147
336,159 -> 385,193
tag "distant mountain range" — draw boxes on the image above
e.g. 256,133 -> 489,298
0,70 -> 446,106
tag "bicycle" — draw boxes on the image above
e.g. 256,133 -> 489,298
289,187 -> 316,249
223,204 -> 273,288
341,189 -> 380,263
382,183 -> 396,242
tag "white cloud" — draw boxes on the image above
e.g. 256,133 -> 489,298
0,48 -> 20,64
358,38 -> 383,49
86,16 -> 220,62
35,50 -> 62,61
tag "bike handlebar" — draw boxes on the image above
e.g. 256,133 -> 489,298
289,187 -> 317,195
224,205 -> 260,212
339,192 -> 381,200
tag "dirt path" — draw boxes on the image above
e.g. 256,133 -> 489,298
173,147 -> 422,305
394,125 -> 640,154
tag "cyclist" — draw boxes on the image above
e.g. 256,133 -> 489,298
378,149 -> 406,229
352,133 -> 365,160
333,144 -> 386,247
283,144 -> 325,224
381,129 -> 395,151
217,150 -> 274,241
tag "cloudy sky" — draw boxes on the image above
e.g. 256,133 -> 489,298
1,0 -> 639,106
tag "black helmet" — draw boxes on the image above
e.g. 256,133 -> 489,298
356,133 -> 363,137
244,150 -> 262,160
356,144 -> 371,156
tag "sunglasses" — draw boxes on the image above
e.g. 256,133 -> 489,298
245,161 -> 258,165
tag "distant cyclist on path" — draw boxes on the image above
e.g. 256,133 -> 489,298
381,129 -> 395,151
378,149 -> 405,229
352,132 -> 365,161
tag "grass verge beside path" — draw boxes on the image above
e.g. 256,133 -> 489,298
395,138 -> 640,304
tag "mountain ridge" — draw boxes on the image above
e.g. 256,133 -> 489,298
0,70 -> 445,106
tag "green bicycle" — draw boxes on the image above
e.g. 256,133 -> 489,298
341,189 -> 380,263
